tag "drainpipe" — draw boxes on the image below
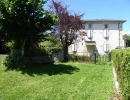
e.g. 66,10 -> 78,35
119,30 -> 120,47
118,23 -> 120,47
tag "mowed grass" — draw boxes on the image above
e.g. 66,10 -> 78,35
0,61 -> 115,100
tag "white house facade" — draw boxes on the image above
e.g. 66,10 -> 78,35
68,19 -> 126,56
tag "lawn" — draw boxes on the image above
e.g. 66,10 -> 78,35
0,61 -> 115,100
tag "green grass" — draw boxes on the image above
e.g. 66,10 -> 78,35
0,61 -> 115,100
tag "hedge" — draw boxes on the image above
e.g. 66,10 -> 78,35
111,49 -> 130,100
68,54 -> 94,62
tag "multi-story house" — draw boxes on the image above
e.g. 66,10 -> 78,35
68,19 -> 126,56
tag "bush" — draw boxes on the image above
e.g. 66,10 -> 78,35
111,49 -> 130,100
4,53 -> 30,69
27,46 -> 49,56
68,54 -> 94,62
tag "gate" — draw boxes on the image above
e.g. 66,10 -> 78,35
95,53 -> 111,64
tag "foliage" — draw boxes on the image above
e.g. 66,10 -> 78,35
24,33 -> 63,56
26,46 -> 49,56
123,34 -> 130,47
50,0 -> 84,61
40,33 -> 63,55
4,52 -> 30,69
6,41 -> 21,50
68,54 -> 94,62
111,49 -> 130,100
0,62 -> 115,100
68,54 -> 110,64
0,0 -> 57,55
6,40 -> 50,57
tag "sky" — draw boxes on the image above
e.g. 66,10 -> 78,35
46,0 -> 130,34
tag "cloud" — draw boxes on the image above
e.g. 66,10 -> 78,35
123,31 -> 130,35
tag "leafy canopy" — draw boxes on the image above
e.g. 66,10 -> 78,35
40,33 -> 63,55
123,34 -> 130,47
0,0 -> 57,47
50,0 -> 84,46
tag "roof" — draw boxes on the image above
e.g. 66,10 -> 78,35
82,19 -> 126,23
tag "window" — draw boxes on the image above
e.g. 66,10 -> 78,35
88,24 -> 92,29
82,24 -> 85,29
104,24 -> 108,29
118,24 -> 122,31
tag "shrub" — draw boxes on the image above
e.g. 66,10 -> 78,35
27,46 -> 49,56
39,33 -> 63,55
111,49 -> 130,100
68,54 -> 94,62
4,52 -> 30,69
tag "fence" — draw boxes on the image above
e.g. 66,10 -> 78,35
95,53 -> 111,64
68,52 -> 111,64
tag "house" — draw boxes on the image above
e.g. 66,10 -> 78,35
68,19 -> 126,56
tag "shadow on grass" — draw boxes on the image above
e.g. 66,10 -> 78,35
5,63 -> 80,76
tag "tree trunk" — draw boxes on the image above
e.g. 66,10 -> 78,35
21,39 -> 26,56
64,45 -> 69,62
21,48 -> 24,56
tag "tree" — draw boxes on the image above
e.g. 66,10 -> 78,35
39,32 -> 63,55
50,0 -> 84,61
123,34 -> 130,47
0,0 -> 57,56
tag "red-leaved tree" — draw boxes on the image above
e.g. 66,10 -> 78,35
50,0 -> 84,61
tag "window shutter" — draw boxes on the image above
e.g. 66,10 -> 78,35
104,30 -> 109,38
87,30 -> 90,37
106,30 -> 109,38
88,30 -> 93,38
104,44 -> 106,51
104,44 -> 110,52
107,44 -> 110,51
104,30 -> 106,37
72,44 -> 77,51
72,44 -> 74,51
90,30 -> 93,38
74,44 -> 77,51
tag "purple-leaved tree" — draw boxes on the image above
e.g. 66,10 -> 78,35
50,0 -> 85,61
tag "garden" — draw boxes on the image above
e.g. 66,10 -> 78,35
0,60 -> 115,100
0,0 -> 127,100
